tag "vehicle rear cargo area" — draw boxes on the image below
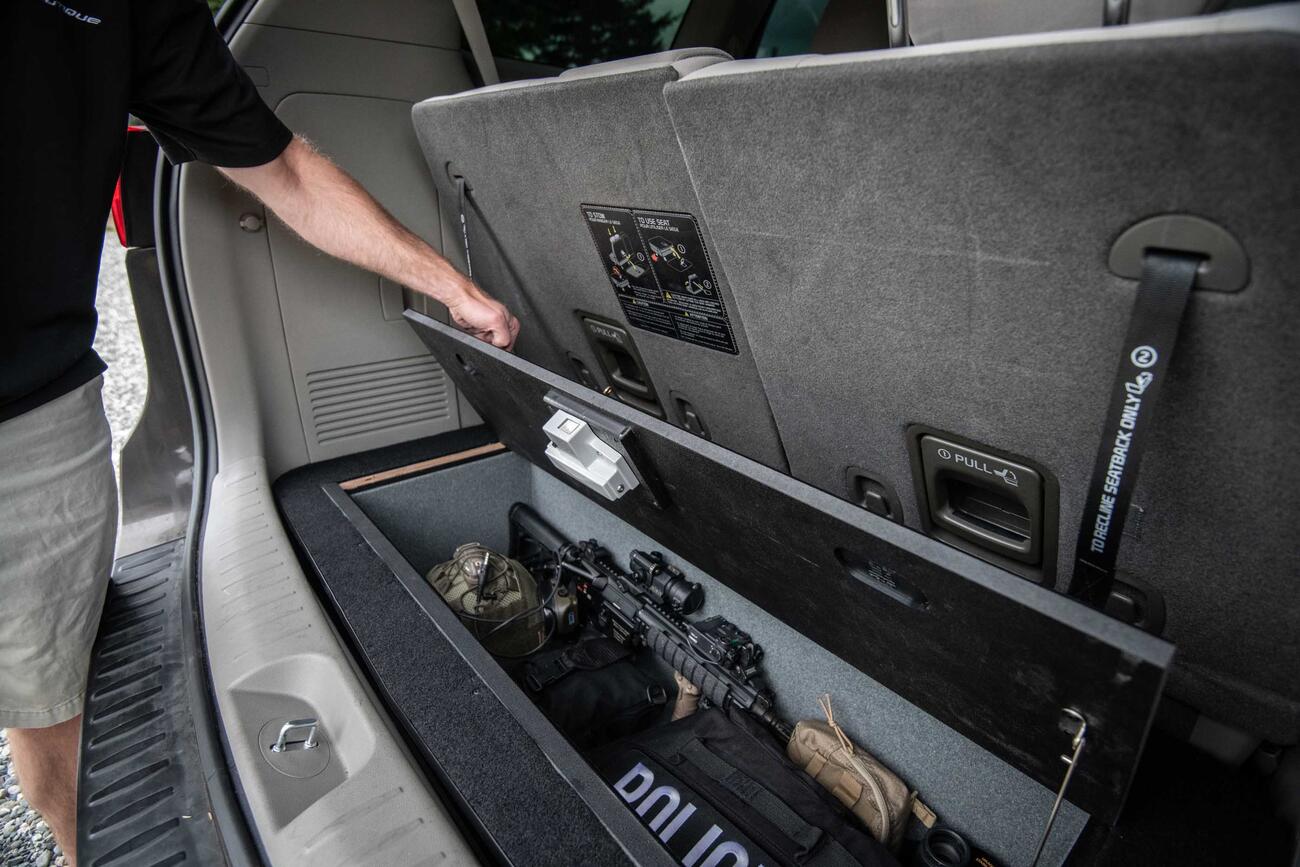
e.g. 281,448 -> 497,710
269,426 -> 1294,867
129,3 -> 1297,866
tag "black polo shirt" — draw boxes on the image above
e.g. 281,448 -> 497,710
2,0 -> 292,423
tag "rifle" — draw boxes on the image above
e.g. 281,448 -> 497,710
508,503 -> 794,743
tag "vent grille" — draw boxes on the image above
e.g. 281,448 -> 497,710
306,355 -> 449,445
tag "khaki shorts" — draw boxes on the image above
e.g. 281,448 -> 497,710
0,376 -> 117,729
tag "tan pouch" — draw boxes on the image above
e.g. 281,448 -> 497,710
787,696 -> 915,851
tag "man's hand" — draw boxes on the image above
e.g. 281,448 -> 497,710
219,136 -> 520,350
447,281 -> 520,350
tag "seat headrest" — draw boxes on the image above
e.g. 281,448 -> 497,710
907,0 -> 1218,44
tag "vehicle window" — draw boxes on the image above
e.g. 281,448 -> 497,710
478,0 -> 693,70
755,0 -> 831,57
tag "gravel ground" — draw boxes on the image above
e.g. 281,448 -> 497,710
0,726 -> 67,867
1,231 -> 145,867
92,229 -> 148,471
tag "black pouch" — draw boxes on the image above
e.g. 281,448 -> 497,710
523,637 -> 673,749
590,708 -> 898,867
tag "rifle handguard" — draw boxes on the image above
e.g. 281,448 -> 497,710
649,628 -> 732,710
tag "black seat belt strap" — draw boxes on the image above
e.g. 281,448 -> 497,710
1069,250 -> 1200,607
456,175 -> 474,281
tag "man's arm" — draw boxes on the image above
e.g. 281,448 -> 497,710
220,135 -> 519,349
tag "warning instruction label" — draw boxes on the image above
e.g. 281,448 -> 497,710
580,205 -> 738,355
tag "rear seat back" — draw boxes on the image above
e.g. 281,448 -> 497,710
411,76 -> 576,384
663,6 -> 1300,740
412,49 -> 788,471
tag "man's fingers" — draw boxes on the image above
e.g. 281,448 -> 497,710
486,313 -> 512,349
489,313 -> 519,350
450,298 -> 518,350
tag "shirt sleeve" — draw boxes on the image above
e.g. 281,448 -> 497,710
129,0 -> 293,168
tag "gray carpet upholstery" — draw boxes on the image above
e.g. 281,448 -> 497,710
662,18 -> 1300,740
411,56 -> 790,472
356,452 -> 1087,867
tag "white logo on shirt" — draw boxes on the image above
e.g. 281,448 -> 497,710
40,0 -> 102,25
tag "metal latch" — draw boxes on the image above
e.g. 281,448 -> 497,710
1030,708 -> 1088,867
270,718 -> 319,753
259,715 -> 331,779
543,409 -> 640,501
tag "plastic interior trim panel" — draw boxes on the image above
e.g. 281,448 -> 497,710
163,5 -> 485,862
156,131 -> 266,867
203,458 -> 480,867
407,309 -> 1176,826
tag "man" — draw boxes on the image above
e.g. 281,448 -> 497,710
2,2 -> 519,863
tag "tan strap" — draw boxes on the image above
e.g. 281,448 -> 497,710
804,752 -> 828,777
912,798 -> 937,828
819,694 -> 857,756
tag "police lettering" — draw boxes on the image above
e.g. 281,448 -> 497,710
615,762 -> 765,867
